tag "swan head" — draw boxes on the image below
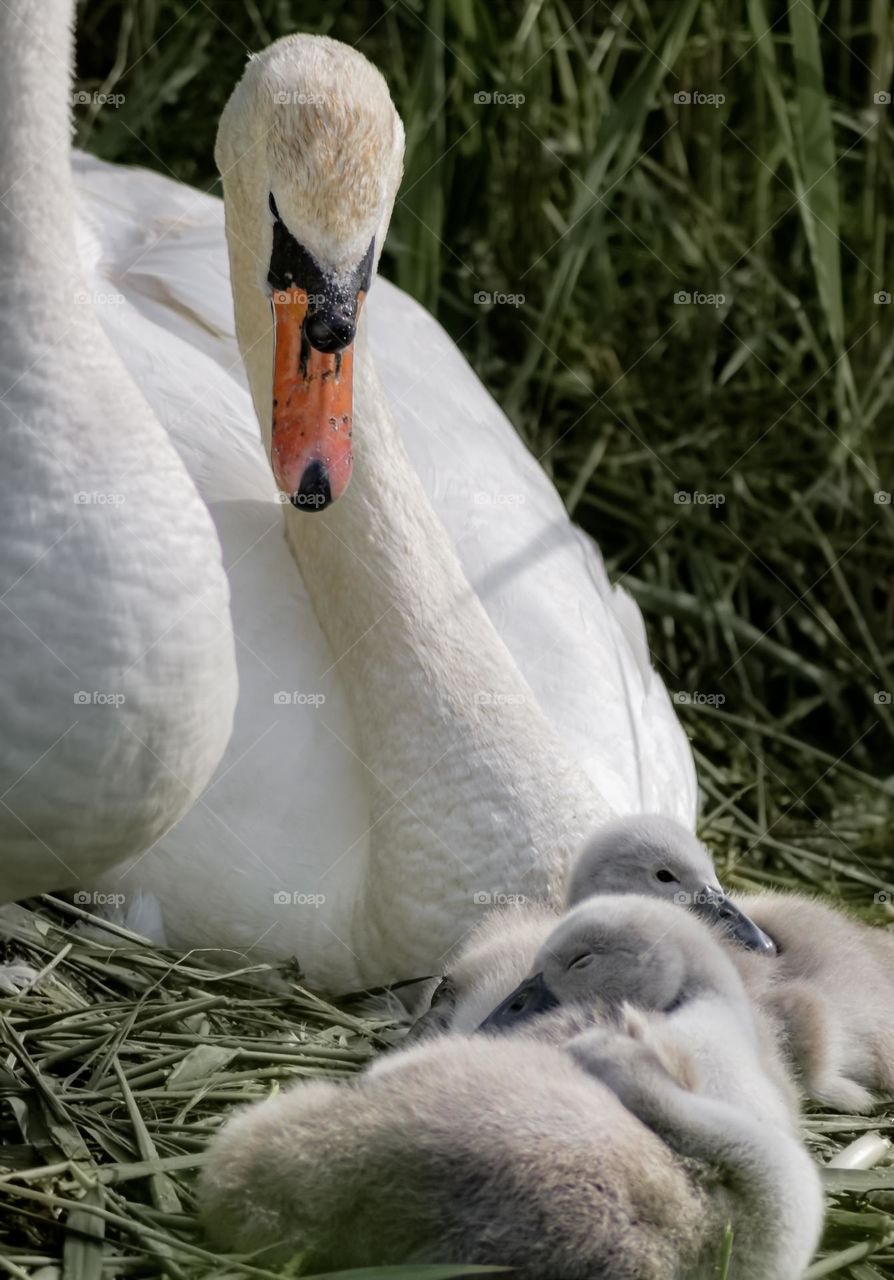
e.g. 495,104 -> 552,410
479,894 -> 746,1035
565,815 -> 776,954
216,34 -> 405,509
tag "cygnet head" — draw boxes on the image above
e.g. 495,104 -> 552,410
216,35 -> 404,508
566,815 -> 775,953
479,894 -> 749,1035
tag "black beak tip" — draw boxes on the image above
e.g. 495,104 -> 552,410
478,972 -> 559,1034
708,892 -> 777,954
291,460 -> 332,512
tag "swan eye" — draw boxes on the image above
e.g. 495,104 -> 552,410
655,869 -> 678,884
569,952 -> 593,970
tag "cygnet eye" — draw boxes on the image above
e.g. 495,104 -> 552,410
569,952 -> 593,971
655,868 -> 678,883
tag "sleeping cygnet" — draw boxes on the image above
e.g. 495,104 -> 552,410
199,1028 -> 815,1279
569,1018 -> 823,1280
729,890 -> 894,1111
404,815 -> 772,1045
568,814 -> 894,1111
404,900 -> 559,1042
480,894 -> 799,1126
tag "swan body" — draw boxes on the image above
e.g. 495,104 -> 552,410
0,0 -> 236,903
75,33 -> 695,988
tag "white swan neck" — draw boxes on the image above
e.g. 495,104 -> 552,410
0,0 -> 78,277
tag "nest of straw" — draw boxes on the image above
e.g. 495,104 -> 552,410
0,895 -> 892,1278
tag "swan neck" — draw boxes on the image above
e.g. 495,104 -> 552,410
0,0 -> 78,275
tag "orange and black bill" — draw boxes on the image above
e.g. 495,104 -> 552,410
268,195 -> 374,511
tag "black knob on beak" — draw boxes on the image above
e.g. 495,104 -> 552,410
304,310 -> 356,354
291,460 -> 332,511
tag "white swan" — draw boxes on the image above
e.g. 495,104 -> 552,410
76,33 -> 696,989
0,0 -> 236,907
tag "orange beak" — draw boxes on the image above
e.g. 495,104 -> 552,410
271,287 -> 362,509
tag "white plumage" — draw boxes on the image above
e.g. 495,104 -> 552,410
74,35 -> 696,990
4,21 -> 696,989
0,0 -> 237,906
